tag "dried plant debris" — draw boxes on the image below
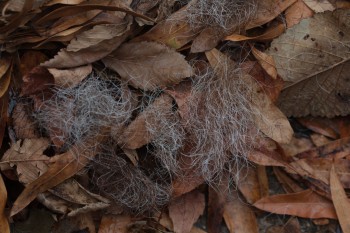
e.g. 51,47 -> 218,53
34,75 -> 135,150
185,62 -> 260,184
186,0 -> 258,31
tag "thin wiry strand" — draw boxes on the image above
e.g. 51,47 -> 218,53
186,0 -> 257,32
186,61 -> 260,184
145,96 -> 185,176
92,148 -> 171,214
34,76 -> 135,150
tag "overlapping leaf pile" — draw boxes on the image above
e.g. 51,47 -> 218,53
1,0 -> 350,233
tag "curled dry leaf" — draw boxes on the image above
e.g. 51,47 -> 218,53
251,46 -> 278,79
0,174 -> 10,233
0,56 -> 12,98
330,164 -> 350,233
303,0 -> 335,12
254,189 -> 337,219
10,133 -> 107,216
103,41 -> 192,90
223,191 -> 258,233
48,65 -> 92,88
169,190 -> 205,233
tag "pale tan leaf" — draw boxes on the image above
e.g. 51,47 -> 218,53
48,65 -> 92,88
268,11 -> 350,84
285,0 -> 314,28
98,215 -> 132,233
169,190 -> 205,233
251,46 -> 278,79
0,174 -> 10,233
223,192 -> 258,233
330,164 -> 350,233
303,0 -> 336,12
103,42 -> 192,90
0,138 -> 50,184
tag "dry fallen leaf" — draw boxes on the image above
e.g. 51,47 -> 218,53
103,41 -> 192,90
169,190 -> 205,233
98,214 -> 132,233
251,46 -> 278,79
330,164 -> 350,233
223,191 -> 258,233
0,174 -> 10,233
285,0 -> 314,28
48,65 -> 92,88
254,189 -> 337,219
303,0 -> 336,12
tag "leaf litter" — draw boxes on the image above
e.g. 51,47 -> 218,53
0,0 -> 350,232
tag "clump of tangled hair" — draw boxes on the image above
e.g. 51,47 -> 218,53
143,93 -> 185,176
186,0 -> 257,31
34,75 -> 135,150
185,59 -> 260,184
91,145 -> 171,214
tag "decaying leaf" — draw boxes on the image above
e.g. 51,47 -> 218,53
0,174 -> 10,233
169,190 -> 205,233
223,191 -> 258,233
303,0 -> 335,12
285,0 -> 314,28
103,41 -> 192,90
48,65 -> 92,88
251,46 -> 277,79
12,102 -> 39,139
254,189 -> 337,219
330,164 -> 350,233
98,214 -> 132,233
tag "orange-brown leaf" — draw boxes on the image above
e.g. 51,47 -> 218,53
330,164 -> 350,233
254,189 -> 337,219
169,190 -> 205,233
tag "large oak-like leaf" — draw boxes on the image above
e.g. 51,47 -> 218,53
103,41 -> 192,90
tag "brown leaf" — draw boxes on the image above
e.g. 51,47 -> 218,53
235,165 -> 261,204
257,166 -> 269,197
225,23 -> 285,42
191,27 -> 223,53
10,135 -> 105,216
254,189 -> 337,219
298,117 -> 339,139
280,136 -> 314,158
0,138 -> 50,183
303,0 -> 336,12
246,0 -> 297,29
48,65 -> 92,88
12,102 -> 39,139
0,174 -> 10,233
310,133 -> 332,147
103,42 -> 192,90
118,94 -> 173,149
208,187 -> 225,233
169,190 -> 205,233
21,66 -> 54,96
133,6 -> 199,49
98,214 -> 132,233
330,164 -> 350,233
251,46 -> 278,79
285,0 -> 314,28
0,57 -> 12,98
223,191 -> 258,233
273,167 -> 304,193
19,51 -> 48,76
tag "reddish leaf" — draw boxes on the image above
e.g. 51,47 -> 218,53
169,190 -> 205,233
254,189 -> 337,219
21,66 -> 54,96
